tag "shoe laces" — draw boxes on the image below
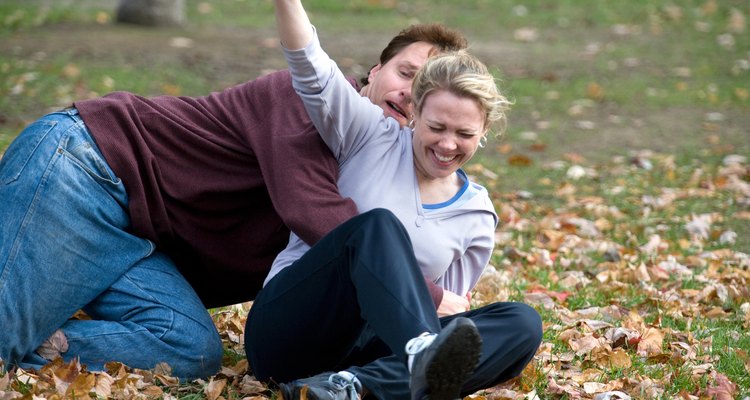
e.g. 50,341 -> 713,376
328,371 -> 361,399
405,332 -> 437,372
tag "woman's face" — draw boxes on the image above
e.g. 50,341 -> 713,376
412,90 -> 485,181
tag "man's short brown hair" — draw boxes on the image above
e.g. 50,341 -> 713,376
360,23 -> 468,86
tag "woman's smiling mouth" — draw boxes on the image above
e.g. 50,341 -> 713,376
433,150 -> 457,164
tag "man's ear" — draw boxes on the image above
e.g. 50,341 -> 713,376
368,63 -> 383,82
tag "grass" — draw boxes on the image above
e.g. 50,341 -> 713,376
1,0 -> 748,398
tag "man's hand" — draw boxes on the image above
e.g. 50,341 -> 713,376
436,289 -> 470,317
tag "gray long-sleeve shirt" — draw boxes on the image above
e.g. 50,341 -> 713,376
266,31 -> 498,296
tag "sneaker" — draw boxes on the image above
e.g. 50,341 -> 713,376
405,317 -> 482,400
279,371 -> 362,400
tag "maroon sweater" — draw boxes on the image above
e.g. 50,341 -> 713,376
75,70 -> 357,307
75,70 -> 443,308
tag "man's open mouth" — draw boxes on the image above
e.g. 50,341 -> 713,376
386,101 -> 407,119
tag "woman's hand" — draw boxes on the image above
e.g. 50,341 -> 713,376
437,289 -> 470,317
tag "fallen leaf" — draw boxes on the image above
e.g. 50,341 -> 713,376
594,391 -> 631,400
637,327 -> 664,357
205,377 -> 227,400
508,154 -> 533,166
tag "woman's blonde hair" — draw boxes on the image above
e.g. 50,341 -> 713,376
412,50 -> 511,136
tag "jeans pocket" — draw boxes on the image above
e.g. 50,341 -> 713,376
60,133 -> 121,187
0,120 -> 57,185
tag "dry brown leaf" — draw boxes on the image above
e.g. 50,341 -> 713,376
52,358 -> 81,395
669,341 -> 697,361
685,214 -> 713,240
691,363 -> 713,379
703,306 -> 728,319
558,327 -> 582,342
555,182 -> 576,197
531,249 -> 554,267
239,375 -> 267,395
539,229 -> 566,250
486,388 -> 518,399
569,334 -> 607,357
36,331 -> 69,361
0,392 -> 22,400
728,7 -> 746,33
546,378 -> 582,398
594,218 -> 613,232
93,373 -> 114,398
62,64 -> 81,79
639,234 -> 664,255
558,271 -> 591,290
632,377 -> 665,398
162,84 -> 182,96
607,348 -> 632,369
705,371 -> 738,400
605,327 -> 640,348
586,82 -> 605,101
634,262 -> 651,282
66,373 -> 96,399
583,381 -> 606,395
580,319 -> 612,332
524,292 -> 556,310
648,263 -> 671,280
507,154 -> 533,167
593,391 -> 631,400
637,327 -> 664,357
154,372 -> 179,387
141,384 -> 164,397
205,377 -> 227,400
220,358 -> 249,377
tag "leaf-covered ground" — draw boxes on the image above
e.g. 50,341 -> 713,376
1,151 -> 747,399
1,0 -> 749,399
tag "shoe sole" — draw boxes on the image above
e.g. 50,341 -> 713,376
424,319 -> 482,400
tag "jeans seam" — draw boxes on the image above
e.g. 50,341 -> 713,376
0,131 -> 65,300
122,272 -> 176,341
0,120 -> 57,185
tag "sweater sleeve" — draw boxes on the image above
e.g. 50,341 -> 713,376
436,208 -> 498,297
283,28 -> 394,164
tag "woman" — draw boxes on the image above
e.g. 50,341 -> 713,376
243,2 -> 544,399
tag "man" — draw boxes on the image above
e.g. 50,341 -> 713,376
0,22 -> 468,379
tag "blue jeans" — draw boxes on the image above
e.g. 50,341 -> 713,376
0,109 -> 222,379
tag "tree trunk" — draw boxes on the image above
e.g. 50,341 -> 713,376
116,0 -> 186,26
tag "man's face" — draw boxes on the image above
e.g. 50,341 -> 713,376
359,41 -> 434,127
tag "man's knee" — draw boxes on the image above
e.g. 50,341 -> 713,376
169,326 -> 223,380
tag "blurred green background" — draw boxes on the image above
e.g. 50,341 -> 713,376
1,0 -> 748,190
